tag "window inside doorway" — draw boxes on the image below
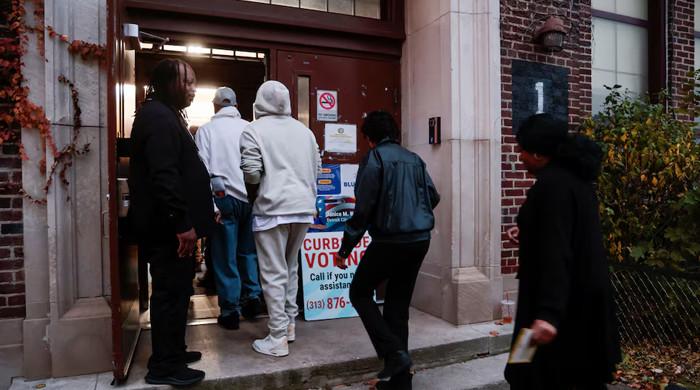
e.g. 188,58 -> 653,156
128,43 -> 269,325
141,43 -> 266,60
134,85 -> 219,128
184,87 -> 218,127
239,0 -> 382,19
135,43 -> 267,128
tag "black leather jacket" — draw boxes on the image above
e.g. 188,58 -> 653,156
338,139 -> 440,257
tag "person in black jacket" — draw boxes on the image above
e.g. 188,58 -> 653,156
128,58 -> 215,387
504,114 -> 621,390
334,111 -> 440,390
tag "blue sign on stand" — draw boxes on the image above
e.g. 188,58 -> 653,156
317,164 -> 341,195
310,196 -> 355,233
301,165 -> 372,321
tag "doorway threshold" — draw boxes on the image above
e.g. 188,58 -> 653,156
9,308 -> 512,390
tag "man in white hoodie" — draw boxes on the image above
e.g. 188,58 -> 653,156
195,87 -> 262,330
240,80 -> 321,357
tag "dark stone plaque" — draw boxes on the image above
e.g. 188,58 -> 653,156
511,59 -> 569,133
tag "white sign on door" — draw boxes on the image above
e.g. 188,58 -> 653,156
324,123 -> 357,154
317,90 -> 338,122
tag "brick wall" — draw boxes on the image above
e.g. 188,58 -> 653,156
499,0 -> 593,274
668,0 -> 695,112
499,1 -> 697,275
0,0 -> 26,319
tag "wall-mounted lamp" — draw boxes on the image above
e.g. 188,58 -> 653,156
533,16 -> 567,52
123,23 -> 141,50
122,23 -> 170,51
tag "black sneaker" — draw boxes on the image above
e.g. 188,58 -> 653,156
376,371 -> 413,390
145,367 -> 205,387
184,350 -> 202,364
241,297 -> 262,320
377,350 -> 412,381
217,312 -> 240,330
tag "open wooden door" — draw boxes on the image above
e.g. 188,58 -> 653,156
108,1 -> 141,383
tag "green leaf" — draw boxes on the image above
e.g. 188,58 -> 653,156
586,84 -> 700,272
630,246 -> 646,260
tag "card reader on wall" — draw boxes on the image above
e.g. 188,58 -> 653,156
429,117 -> 441,144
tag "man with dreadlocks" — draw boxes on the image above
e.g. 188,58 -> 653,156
129,58 -> 215,386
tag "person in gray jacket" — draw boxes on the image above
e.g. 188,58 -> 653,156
195,87 -> 263,330
240,80 -> 321,357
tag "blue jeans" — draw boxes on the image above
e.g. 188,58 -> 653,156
211,195 -> 262,316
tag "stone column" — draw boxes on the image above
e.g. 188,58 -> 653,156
21,0 -> 52,380
22,0 -> 112,378
402,0 -> 503,325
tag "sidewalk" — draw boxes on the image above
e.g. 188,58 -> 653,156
340,355 -> 636,390
339,354 -> 510,390
9,308 -> 513,390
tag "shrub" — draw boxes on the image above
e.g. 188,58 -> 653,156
582,86 -> 700,273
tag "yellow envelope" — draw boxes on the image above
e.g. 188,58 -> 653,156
508,328 -> 538,364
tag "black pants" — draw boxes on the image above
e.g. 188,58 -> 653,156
144,240 -> 195,376
349,240 -> 429,359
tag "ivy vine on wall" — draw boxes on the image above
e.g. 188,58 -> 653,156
0,0 -> 106,204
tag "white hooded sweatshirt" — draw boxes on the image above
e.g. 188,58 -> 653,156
195,105 -> 249,203
240,80 -> 321,220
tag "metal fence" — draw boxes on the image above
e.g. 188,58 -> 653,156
610,265 -> 700,349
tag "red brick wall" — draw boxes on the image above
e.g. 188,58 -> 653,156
499,1 -> 696,274
499,0 -> 593,274
668,0 -> 695,112
0,144 -> 24,319
0,0 -> 26,319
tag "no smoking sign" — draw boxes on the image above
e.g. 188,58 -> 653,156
317,90 -> 338,122
319,92 -> 336,109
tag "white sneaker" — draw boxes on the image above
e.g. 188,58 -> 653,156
252,334 -> 289,357
287,323 -> 295,343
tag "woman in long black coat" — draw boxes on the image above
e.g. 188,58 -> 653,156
504,114 -> 621,390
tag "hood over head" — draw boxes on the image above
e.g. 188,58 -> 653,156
555,134 -> 603,181
254,80 -> 291,119
517,113 -> 603,181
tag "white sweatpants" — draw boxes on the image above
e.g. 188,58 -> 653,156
254,223 -> 310,338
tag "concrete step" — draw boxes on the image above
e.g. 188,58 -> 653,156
335,354 -> 509,390
10,309 -> 513,390
410,354 -> 509,390
335,357 -> 642,390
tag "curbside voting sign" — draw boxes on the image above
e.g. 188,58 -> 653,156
301,164 -> 370,321
300,231 -> 370,321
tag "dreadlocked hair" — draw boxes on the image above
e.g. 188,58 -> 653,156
144,58 -> 191,124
